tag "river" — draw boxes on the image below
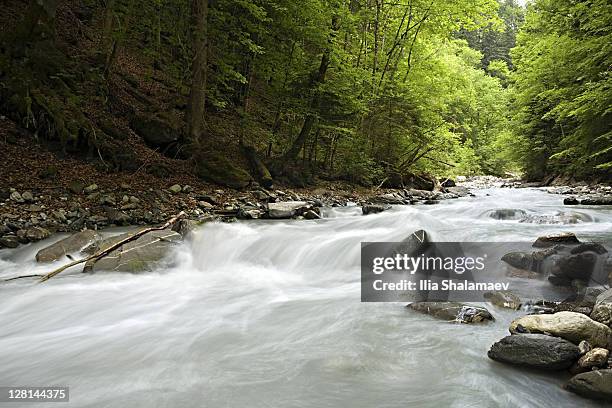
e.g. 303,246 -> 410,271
1,187 -> 611,407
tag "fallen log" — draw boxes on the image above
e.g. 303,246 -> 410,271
3,212 -> 186,284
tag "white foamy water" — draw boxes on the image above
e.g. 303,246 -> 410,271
0,188 -> 611,407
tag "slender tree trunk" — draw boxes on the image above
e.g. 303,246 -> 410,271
187,0 -> 209,144
284,16 -> 338,160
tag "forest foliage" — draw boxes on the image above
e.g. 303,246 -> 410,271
1,0 -> 609,186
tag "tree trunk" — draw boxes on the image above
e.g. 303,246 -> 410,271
284,16 -> 338,160
187,0 -> 209,144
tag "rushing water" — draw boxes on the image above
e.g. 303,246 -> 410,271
1,188 -> 611,408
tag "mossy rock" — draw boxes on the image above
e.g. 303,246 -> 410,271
196,154 -> 253,189
131,111 -> 181,147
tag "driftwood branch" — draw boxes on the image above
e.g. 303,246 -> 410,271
2,212 -> 186,284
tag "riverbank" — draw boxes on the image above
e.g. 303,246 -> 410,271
1,130 -> 476,249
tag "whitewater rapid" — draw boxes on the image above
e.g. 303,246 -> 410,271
1,188 -> 611,407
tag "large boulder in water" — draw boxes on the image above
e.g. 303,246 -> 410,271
533,232 -> 580,248
509,311 -> 612,348
362,204 -> 391,215
36,230 -> 102,263
565,369 -> 612,402
407,302 -> 494,324
84,229 -> 182,273
487,209 -> 526,220
488,334 -> 580,370
591,289 -> 612,328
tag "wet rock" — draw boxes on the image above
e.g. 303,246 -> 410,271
267,201 -> 312,219
406,302 -> 494,324
578,348 -> 609,369
423,200 -> 439,205
564,197 -> 579,205
533,232 -> 580,248
84,184 -> 98,194
182,185 -> 193,193
520,211 -> 592,225
509,311 -> 612,348
0,235 -> 19,248
484,291 -> 522,310
549,252 -> 598,282
169,184 -> 182,194
488,334 -> 580,370
36,230 -> 102,263
85,229 -> 182,273
502,252 -> 540,272
565,369 -> 612,401
172,219 -> 204,239
571,242 -> 608,255
488,209 -> 526,220
581,197 -> 612,206
303,210 -> 321,220
362,204 -> 391,215
553,301 -> 594,316
591,289 -> 612,327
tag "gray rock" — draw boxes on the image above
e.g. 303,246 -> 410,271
581,197 -> 612,206
84,229 -> 182,273
21,191 -> 34,202
488,334 -> 580,370
252,190 -> 269,201
591,289 -> 612,327
488,209 -> 526,220
565,369 -> 612,401
303,210 -> 321,220
36,230 -> 102,263
84,184 -> 98,194
267,201 -> 312,219
374,193 -> 406,205
169,184 -> 182,194
509,311 -> 612,348
407,302 -> 494,324
550,252 -> 598,282
21,227 -> 51,242
484,291 -> 522,310
533,232 -> 580,248
10,191 -> 23,203
362,204 -> 391,215
571,242 -> 608,255
564,197 -> 579,205
578,340 -> 591,355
